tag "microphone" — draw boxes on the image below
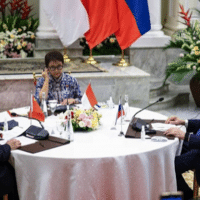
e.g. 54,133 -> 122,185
10,112 -> 49,140
133,97 -> 164,119
131,97 -> 164,131
10,112 -> 44,129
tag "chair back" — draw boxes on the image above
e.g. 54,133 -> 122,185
3,194 -> 8,200
193,170 -> 200,198
33,72 -> 42,86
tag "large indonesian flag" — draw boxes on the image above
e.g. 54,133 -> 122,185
42,0 -> 89,47
28,97 -> 45,122
81,83 -> 98,109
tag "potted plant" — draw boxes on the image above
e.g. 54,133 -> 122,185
163,4 -> 200,107
0,0 -> 39,58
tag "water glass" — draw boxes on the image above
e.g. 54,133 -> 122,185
48,100 -> 57,116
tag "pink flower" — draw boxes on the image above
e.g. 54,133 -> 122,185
10,52 -> 21,58
84,119 -> 92,128
88,115 -> 93,119
193,65 -> 197,70
78,113 -> 87,120
4,45 -> 9,50
26,42 -> 32,50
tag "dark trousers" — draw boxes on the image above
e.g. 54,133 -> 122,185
175,144 -> 200,200
0,162 -> 19,200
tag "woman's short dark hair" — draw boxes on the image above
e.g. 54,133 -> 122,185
45,51 -> 64,68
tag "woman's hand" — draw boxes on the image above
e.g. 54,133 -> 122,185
42,68 -> 50,80
61,98 -> 76,105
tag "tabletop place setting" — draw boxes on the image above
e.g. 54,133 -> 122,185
0,90 -> 183,148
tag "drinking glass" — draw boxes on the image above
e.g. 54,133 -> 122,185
124,94 -> 130,118
125,95 -> 129,104
56,120 -> 66,137
48,100 -> 57,116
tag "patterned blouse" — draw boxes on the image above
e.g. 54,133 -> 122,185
34,73 -> 82,104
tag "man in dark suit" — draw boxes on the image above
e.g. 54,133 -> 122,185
165,116 -> 200,200
0,138 -> 21,200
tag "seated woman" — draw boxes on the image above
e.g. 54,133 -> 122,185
34,51 -> 82,105
0,139 -> 21,200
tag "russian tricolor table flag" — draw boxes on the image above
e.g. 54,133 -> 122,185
115,99 -> 125,125
28,96 -> 45,122
81,83 -> 98,109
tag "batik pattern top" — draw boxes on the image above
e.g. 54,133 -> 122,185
34,73 -> 82,104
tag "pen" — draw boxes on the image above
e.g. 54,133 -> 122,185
39,142 -> 44,147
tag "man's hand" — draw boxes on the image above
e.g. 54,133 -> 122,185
61,98 -> 76,105
42,68 -> 50,80
165,116 -> 185,125
164,127 -> 186,140
6,139 -> 21,150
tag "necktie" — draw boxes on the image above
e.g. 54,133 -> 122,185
196,129 -> 200,136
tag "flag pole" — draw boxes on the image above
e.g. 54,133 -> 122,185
118,96 -> 124,136
85,49 -> 99,64
30,91 -> 33,126
63,47 -> 71,63
113,49 -> 129,67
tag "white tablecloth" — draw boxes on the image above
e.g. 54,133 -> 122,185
1,107 -> 180,200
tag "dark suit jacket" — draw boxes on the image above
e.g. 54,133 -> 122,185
187,119 -> 200,149
0,144 -> 15,196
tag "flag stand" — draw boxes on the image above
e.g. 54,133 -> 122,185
113,50 -> 129,67
85,49 -> 99,64
30,91 -> 33,126
118,96 -> 124,136
63,47 -> 71,63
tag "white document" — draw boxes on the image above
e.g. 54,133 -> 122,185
151,123 -> 183,131
15,136 -> 37,146
1,127 -> 25,141
10,107 -> 29,116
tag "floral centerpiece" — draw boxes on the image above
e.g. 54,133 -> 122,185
163,5 -> 200,85
58,108 -> 102,132
0,0 -> 39,58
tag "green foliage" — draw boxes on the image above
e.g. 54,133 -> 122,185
0,15 -> 39,33
163,22 -> 200,85
80,35 -> 121,56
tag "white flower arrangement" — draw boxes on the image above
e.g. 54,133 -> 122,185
0,29 -> 35,58
0,0 -> 39,58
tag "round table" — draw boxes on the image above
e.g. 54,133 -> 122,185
3,107 -> 179,200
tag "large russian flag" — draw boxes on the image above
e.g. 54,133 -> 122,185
115,0 -> 151,50
81,0 -> 119,49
